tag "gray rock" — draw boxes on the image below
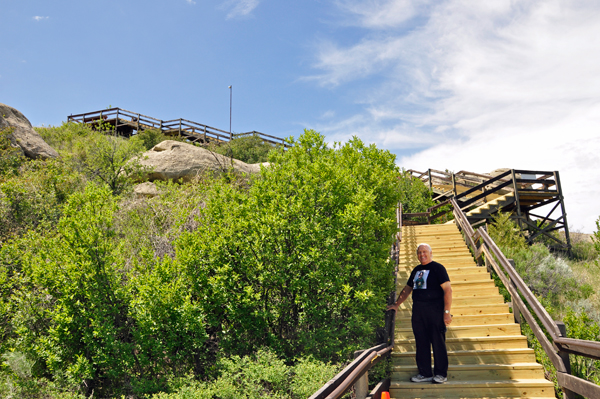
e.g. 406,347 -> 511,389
135,140 -> 267,182
134,182 -> 160,197
0,103 -> 58,159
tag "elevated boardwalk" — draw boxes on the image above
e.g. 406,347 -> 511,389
407,169 -> 571,251
68,107 -> 289,148
391,223 -> 555,398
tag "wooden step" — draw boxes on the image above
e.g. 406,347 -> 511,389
400,252 -> 473,260
397,295 -> 506,309
393,336 -> 528,352
397,271 -> 490,282
395,279 -> 495,290
395,286 -> 499,297
396,313 -> 513,326
398,259 -> 478,267
396,303 -> 510,318
392,348 -> 537,366
390,379 -> 555,398
395,324 -> 521,339
397,266 -> 487,275
392,362 -> 546,381
393,223 -> 551,399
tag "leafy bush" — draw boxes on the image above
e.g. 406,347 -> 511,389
1,128 -> 403,397
488,211 -> 528,253
37,122 -> 148,195
8,184 -> 209,397
207,134 -> 276,164
564,308 -> 600,385
397,170 -> 435,214
0,159 -> 84,242
0,127 -> 26,179
176,130 -> 399,361
151,349 -> 339,399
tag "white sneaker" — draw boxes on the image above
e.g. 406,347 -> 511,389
410,374 -> 433,383
432,375 -> 447,383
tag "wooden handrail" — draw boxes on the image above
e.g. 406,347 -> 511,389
448,198 -> 600,399
68,107 -> 291,148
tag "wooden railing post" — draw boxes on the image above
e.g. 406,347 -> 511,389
452,173 -> 457,196
428,169 -> 432,191
507,259 -> 521,325
556,321 -> 576,399
353,350 -> 368,399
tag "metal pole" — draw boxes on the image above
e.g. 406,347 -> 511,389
228,85 -> 232,141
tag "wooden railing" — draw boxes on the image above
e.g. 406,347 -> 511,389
67,107 -> 290,147
406,168 -> 570,250
449,198 -> 600,399
309,206 -> 402,399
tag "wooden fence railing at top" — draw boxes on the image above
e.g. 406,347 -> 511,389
67,107 -> 291,148
449,198 -> 600,399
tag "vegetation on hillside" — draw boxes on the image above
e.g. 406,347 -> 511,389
0,126 -> 435,398
488,212 -> 600,398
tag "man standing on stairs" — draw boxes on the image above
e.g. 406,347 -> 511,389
387,243 -> 453,384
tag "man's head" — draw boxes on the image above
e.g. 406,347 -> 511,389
416,243 -> 432,265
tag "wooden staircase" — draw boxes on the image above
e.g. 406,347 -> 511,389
390,223 -> 555,399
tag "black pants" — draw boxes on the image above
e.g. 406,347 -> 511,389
411,300 -> 448,377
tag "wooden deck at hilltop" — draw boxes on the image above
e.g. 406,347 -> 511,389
68,107 -> 290,147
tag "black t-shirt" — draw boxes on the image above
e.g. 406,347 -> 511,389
407,261 -> 450,303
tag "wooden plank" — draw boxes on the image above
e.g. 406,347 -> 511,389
556,372 -> 600,399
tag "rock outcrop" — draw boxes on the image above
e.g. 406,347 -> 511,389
134,182 -> 160,197
0,103 -> 58,159
135,140 -> 267,182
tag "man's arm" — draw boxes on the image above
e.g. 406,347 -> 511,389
441,281 -> 452,326
387,285 -> 413,312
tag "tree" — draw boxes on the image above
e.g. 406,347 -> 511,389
176,130 -> 400,361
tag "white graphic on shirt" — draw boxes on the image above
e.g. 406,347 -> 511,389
413,270 -> 430,290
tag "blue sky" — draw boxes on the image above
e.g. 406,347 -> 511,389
3,0 -> 600,232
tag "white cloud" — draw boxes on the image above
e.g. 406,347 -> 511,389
32,16 -> 49,21
186,0 -> 196,5
309,0 -> 600,232
334,0 -> 431,29
224,0 -> 260,19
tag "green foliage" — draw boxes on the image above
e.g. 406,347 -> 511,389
151,349 -> 339,399
37,122 -> 149,195
488,211 -> 528,252
176,130 -> 399,361
564,308 -> 600,385
9,184 -> 208,397
0,128 -> 405,397
0,351 -> 86,399
208,134 -> 276,164
397,170 -> 435,214
130,128 -> 184,151
0,159 -> 84,242
0,127 -> 26,179
593,216 -> 600,266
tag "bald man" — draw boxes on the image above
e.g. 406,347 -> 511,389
388,243 -> 452,384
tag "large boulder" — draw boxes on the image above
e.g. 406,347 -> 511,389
135,140 -> 267,182
0,103 -> 58,159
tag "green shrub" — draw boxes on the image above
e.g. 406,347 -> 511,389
151,349 -> 339,399
130,128 -> 172,150
176,130 -> 399,361
207,134 -> 276,164
0,159 -> 84,242
37,122 -> 148,195
564,308 -> 600,385
0,127 -> 26,179
9,184 -> 209,397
